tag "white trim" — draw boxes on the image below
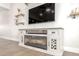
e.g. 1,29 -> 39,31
0,36 -> 18,42
64,46 -> 79,54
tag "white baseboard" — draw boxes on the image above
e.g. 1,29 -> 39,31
64,47 -> 79,54
0,36 -> 18,42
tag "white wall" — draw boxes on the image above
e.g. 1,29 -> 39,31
0,8 -> 12,38
59,3 -> 79,49
28,3 -> 44,9
0,3 -> 11,10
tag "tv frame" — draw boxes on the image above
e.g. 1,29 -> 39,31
28,3 -> 55,24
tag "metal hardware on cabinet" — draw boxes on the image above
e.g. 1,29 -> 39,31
52,32 -> 55,33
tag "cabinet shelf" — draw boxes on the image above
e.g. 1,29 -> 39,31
24,34 -> 47,37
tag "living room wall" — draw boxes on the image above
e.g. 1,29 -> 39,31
0,11 -> 11,37
59,3 -> 79,51
0,4 -> 12,40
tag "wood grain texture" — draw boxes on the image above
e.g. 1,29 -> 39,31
0,38 -> 79,56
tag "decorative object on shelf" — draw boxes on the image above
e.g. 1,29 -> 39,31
15,8 -> 25,25
69,8 -> 79,19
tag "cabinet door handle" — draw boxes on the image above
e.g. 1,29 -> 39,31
52,32 -> 55,33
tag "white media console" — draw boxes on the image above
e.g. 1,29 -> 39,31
19,28 -> 64,56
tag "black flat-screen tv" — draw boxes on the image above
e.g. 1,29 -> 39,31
29,3 -> 55,24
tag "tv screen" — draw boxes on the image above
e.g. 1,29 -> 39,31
29,3 -> 55,24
